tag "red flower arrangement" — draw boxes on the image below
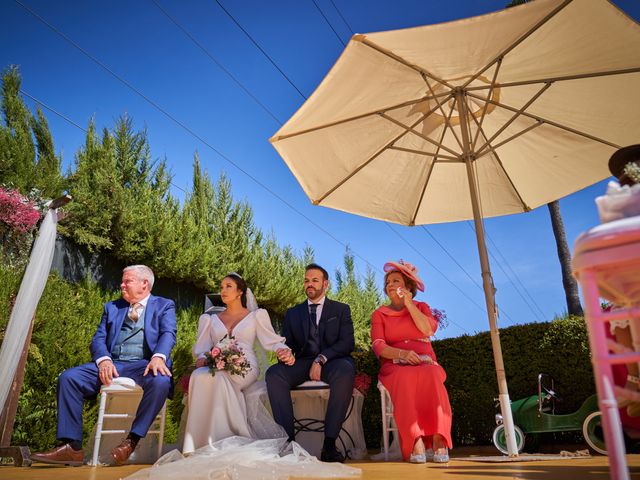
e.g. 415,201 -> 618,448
353,372 -> 372,395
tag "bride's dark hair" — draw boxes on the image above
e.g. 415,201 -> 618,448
225,273 -> 248,308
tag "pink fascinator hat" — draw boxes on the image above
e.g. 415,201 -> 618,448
383,260 -> 424,292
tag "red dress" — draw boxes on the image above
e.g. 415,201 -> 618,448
371,301 -> 452,460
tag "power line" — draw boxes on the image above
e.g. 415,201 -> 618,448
420,225 -> 483,291
465,221 -> 544,322
151,0 -> 283,126
20,88 -> 191,196
478,222 -> 548,319
418,224 -> 516,326
384,222 -> 478,335
310,0 -> 346,47
420,224 -> 516,324
20,90 -> 87,133
328,0 -> 355,35
14,0 -> 379,272
213,0 -> 307,99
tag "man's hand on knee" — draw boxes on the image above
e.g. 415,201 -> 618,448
309,362 -> 322,381
144,356 -> 172,377
98,359 -> 119,386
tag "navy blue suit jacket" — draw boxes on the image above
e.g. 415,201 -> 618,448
282,298 -> 354,361
89,295 -> 177,363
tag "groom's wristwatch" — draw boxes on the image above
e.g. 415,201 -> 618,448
314,354 -> 327,366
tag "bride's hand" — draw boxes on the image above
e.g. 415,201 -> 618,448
276,348 -> 295,366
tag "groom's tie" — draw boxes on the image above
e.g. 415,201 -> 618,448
309,303 -> 318,325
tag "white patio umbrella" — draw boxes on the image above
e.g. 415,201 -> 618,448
270,0 -> 640,456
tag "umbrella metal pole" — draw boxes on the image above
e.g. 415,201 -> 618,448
456,89 -> 519,457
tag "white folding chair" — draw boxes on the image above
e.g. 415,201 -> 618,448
378,380 -> 398,461
90,377 -> 166,466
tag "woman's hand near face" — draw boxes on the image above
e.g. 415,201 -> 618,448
398,287 -> 413,307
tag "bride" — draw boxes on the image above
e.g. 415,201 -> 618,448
125,274 -> 360,479
183,273 -> 291,453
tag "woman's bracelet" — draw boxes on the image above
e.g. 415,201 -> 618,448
398,349 -> 405,360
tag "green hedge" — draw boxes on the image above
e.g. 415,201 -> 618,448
1,266 -> 594,450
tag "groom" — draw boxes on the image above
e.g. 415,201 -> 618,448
266,263 -> 355,463
31,265 -> 176,466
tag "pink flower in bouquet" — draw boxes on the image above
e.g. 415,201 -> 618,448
204,334 -> 251,378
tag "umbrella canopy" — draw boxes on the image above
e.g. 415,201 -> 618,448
272,0 -> 639,225
271,0 -> 640,456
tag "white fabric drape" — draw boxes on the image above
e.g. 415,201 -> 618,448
0,208 -> 58,413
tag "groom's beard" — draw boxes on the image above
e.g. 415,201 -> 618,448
305,287 -> 322,301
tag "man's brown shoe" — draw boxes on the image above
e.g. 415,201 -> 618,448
111,438 -> 137,465
31,444 -> 84,466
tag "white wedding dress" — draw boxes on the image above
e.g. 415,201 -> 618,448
125,308 -> 361,479
183,309 -> 288,453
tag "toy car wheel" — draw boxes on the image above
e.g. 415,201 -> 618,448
492,424 -> 525,455
583,411 -> 606,455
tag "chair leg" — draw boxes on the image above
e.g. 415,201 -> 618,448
92,391 -> 108,466
380,388 -> 389,461
157,401 -> 167,459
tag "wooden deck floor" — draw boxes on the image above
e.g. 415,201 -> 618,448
3,455 -> 640,480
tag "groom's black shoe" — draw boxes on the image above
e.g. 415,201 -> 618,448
320,446 -> 345,463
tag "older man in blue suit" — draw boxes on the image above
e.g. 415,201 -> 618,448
31,265 -> 176,466
266,263 -> 355,463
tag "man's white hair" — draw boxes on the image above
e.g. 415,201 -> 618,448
123,265 -> 155,289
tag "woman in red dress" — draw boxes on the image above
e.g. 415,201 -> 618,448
371,260 -> 452,463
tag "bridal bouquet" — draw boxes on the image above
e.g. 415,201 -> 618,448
204,334 -> 251,377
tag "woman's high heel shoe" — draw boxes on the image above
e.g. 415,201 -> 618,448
433,448 -> 449,463
409,453 -> 427,463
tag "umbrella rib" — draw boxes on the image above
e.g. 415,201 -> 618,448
270,94 -> 445,142
409,154 -> 438,226
465,67 -> 640,91
471,57 -> 503,151
314,106 -> 445,204
466,91 -> 621,149
408,104 -> 456,225
462,0 -> 573,89
475,82 -> 551,154
380,111 -> 460,157
388,146 -> 458,161
467,105 -> 531,212
357,36 -> 455,90
422,74 -> 464,151
476,121 -> 544,159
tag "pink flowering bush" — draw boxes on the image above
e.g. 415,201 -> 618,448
0,187 -> 42,266
0,187 -> 40,233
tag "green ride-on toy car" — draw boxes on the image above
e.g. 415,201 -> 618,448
492,374 -> 605,455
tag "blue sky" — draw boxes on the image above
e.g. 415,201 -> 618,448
2,0 -> 639,338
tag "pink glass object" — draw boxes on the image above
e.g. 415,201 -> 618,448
573,215 -> 640,480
